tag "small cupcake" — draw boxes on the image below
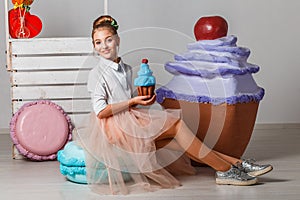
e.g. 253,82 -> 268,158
134,59 -> 156,98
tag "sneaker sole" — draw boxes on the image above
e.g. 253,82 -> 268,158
248,165 -> 273,177
216,177 -> 257,186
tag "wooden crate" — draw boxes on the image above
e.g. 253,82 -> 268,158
8,37 -> 94,126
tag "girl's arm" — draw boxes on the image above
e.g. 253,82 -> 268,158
97,94 -> 156,119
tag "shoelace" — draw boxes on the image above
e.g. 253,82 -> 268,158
230,166 -> 242,176
235,158 -> 256,171
243,158 -> 256,164
231,167 -> 241,175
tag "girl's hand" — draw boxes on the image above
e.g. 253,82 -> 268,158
130,95 -> 156,106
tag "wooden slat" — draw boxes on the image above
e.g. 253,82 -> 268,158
69,113 -> 90,128
12,71 -> 90,85
12,85 -> 90,100
10,37 -> 93,55
12,99 -> 92,114
11,55 -> 97,70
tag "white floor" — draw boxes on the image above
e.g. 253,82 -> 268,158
1,126 -> 300,200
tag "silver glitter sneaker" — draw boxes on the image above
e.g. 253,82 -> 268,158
238,159 -> 273,177
216,165 -> 257,186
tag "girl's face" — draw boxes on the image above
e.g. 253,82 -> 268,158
93,28 -> 120,61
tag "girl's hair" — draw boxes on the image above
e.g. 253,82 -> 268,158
92,15 -> 119,40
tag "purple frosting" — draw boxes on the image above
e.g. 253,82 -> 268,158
156,35 -> 265,105
156,86 -> 265,105
187,35 -> 250,58
165,61 -> 259,77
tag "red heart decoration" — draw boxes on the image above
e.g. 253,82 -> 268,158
24,12 -> 42,38
9,8 -> 42,38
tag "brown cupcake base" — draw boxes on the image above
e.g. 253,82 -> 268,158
137,85 -> 155,98
158,98 -> 259,160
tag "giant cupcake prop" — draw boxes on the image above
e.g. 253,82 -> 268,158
156,16 -> 264,159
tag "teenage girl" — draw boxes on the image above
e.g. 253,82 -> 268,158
76,15 -> 272,195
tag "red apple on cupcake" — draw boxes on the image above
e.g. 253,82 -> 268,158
194,16 -> 228,41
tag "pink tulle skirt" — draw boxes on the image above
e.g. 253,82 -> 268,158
75,107 -> 196,195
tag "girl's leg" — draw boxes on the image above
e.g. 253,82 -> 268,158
156,120 -> 260,186
156,133 -> 272,177
213,151 -> 241,165
157,120 -> 232,172
156,139 -> 242,166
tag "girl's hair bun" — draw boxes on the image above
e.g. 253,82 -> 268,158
93,15 -> 119,30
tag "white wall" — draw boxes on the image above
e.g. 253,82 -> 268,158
1,0 -> 300,129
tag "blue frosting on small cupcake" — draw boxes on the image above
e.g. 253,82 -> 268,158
134,59 -> 156,86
